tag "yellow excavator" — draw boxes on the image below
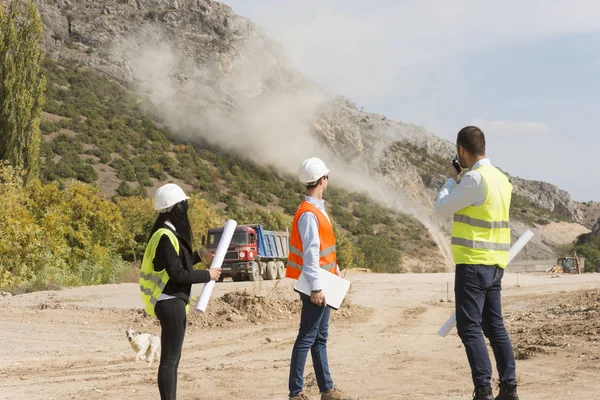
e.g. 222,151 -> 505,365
547,251 -> 584,274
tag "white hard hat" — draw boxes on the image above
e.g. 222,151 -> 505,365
154,183 -> 190,212
298,157 -> 330,184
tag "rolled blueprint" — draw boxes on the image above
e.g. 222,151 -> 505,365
195,219 -> 238,313
437,229 -> 534,337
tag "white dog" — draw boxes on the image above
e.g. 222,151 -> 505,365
125,329 -> 161,367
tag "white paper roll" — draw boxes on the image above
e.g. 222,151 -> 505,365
195,219 -> 238,313
437,313 -> 457,337
437,229 -> 534,337
506,230 -> 534,265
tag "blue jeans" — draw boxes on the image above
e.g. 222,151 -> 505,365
455,264 -> 517,389
289,293 -> 334,396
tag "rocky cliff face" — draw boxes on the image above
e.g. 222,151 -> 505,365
509,177 -> 582,222
577,201 -> 600,228
592,219 -> 600,237
577,217 -> 600,245
33,0 -> 583,258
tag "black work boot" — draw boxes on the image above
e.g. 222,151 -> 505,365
495,382 -> 519,400
473,386 -> 494,400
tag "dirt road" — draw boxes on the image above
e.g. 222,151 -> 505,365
1,272 -> 600,400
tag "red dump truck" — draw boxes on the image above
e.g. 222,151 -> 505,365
205,224 -> 289,282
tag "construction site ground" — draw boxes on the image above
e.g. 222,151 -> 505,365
1,272 -> 600,400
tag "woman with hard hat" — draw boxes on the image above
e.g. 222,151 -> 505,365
139,183 -> 221,400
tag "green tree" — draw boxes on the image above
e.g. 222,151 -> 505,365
574,234 -> 600,272
0,0 -> 46,181
114,196 -> 155,262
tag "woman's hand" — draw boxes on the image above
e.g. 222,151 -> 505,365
209,268 -> 222,281
200,249 -> 215,264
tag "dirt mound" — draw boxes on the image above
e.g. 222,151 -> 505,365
221,290 -> 297,318
507,289 -> 600,359
190,289 -> 298,328
186,289 -> 371,329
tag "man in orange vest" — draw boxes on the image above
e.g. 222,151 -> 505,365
286,158 -> 358,400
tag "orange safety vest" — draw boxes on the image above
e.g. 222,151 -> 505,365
286,201 -> 337,279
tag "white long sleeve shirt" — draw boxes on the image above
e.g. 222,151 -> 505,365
297,195 -> 331,291
435,158 -> 491,217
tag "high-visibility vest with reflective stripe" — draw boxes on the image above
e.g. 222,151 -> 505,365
286,201 -> 337,279
140,228 -> 178,317
451,165 -> 512,268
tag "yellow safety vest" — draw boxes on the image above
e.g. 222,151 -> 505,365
140,228 -> 189,317
451,165 -> 512,268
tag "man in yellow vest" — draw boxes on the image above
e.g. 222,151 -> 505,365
436,127 -> 519,400
286,158 -> 358,400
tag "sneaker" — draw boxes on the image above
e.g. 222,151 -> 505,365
289,392 -> 314,400
473,386 -> 494,400
321,388 -> 359,400
495,382 -> 519,400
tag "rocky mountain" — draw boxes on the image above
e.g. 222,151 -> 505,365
33,0 -> 585,263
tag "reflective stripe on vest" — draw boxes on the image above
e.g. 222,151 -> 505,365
286,201 -> 337,279
451,165 -> 512,268
451,237 -> 511,251
289,244 -> 337,258
139,228 -> 179,317
453,214 -> 510,230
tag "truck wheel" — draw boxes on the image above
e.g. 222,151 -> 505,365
266,261 -> 277,280
232,276 -> 242,282
217,274 -> 224,283
249,262 -> 260,281
276,261 -> 285,279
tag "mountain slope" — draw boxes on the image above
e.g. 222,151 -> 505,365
38,57 -> 441,272
33,0 -> 586,264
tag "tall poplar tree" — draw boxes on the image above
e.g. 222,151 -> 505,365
0,0 -> 46,181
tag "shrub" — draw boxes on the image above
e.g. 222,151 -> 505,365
358,235 -> 403,273
116,181 -> 136,197
0,164 -> 131,290
111,158 -> 136,181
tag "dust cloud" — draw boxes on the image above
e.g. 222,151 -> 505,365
115,27 -> 454,269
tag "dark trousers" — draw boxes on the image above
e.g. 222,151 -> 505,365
155,297 -> 187,400
455,264 -> 516,389
289,294 -> 334,396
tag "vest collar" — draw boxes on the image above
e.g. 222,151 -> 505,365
472,158 -> 492,170
304,195 -> 325,211
304,195 -> 330,224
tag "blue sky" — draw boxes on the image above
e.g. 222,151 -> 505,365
226,0 -> 600,201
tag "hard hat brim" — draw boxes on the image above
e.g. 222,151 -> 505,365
299,168 -> 330,184
154,195 -> 190,211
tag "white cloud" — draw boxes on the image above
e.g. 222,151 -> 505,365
470,119 -> 551,137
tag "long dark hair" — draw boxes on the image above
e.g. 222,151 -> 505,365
149,200 -> 193,248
